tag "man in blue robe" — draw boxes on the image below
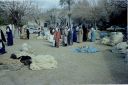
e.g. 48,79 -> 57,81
0,29 -> 6,54
73,26 -> 77,42
6,26 -> 13,46
90,27 -> 96,42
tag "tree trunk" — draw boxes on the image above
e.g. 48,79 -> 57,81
68,0 -> 71,27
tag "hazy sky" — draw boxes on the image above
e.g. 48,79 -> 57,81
1,0 -> 99,9
1,0 -> 60,9
32,0 -> 60,9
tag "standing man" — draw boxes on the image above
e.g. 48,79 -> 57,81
63,26 -> 68,46
26,28 -> 30,39
6,26 -> 13,46
90,27 -> 96,42
82,24 -> 88,42
67,26 -> 73,45
0,29 -> 6,54
70,25 -> 73,45
76,26 -> 79,43
38,28 -> 41,36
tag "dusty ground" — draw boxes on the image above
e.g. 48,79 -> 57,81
0,35 -> 128,85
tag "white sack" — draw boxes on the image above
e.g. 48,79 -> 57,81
101,32 -> 124,46
110,32 -> 123,46
112,42 -> 128,54
101,37 -> 110,45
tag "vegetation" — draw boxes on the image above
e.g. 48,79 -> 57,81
0,0 -> 127,30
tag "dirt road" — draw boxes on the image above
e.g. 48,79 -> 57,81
0,36 -> 128,84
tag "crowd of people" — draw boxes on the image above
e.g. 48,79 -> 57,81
49,24 -> 96,48
0,24 -> 96,54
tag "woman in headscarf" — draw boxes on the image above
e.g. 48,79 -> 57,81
77,25 -> 83,43
0,29 -> 6,54
6,26 -> 13,46
54,27 -> 61,48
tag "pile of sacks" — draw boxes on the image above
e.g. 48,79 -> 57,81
111,42 -> 128,62
15,43 -> 58,70
101,32 -> 123,46
111,42 -> 128,54
101,37 -> 110,45
110,32 -> 124,46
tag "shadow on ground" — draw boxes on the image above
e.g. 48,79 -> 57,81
103,51 -> 128,84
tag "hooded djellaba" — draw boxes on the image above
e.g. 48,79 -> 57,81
82,24 -> 88,42
0,28 -> 6,54
67,25 -> 73,45
6,26 -> 13,46
26,28 -> 30,39
73,25 -> 77,42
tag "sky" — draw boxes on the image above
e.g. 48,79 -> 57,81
1,0 -> 99,10
32,0 -> 60,9
0,0 -> 60,9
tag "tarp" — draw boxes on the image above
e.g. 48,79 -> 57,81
100,32 -> 108,38
73,46 -> 99,53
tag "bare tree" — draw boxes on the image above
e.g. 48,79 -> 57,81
58,8 -> 67,26
28,4 -> 43,27
0,0 -> 33,27
87,0 -> 101,27
71,0 -> 90,22
71,0 -> 100,25
0,1 -> 10,25
59,0 -> 75,26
